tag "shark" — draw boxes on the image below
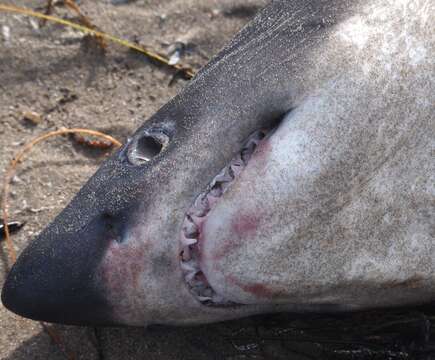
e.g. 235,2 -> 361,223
2,0 -> 434,327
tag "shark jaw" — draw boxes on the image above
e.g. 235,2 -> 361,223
179,127 -> 276,306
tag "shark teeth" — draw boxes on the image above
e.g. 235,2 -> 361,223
182,215 -> 198,238
189,194 -> 210,217
181,235 -> 197,247
179,128 -> 270,306
181,259 -> 199,273
230,155 -> 244,177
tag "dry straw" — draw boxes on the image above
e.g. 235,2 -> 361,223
0,4 -> 195,78
2,128 -> 121,266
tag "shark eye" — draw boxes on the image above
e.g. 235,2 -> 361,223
126,129 -> 170,165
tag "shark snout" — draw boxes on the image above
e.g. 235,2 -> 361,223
1,211 -> 123,325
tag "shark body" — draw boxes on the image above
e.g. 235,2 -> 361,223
2,0 -> 434,326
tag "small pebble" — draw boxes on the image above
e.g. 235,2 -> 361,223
1,25 -> 10,42
11,175 -> 22,184
167,42 -> 186,65
29,18 -> 39,31
22,110 -> 43,125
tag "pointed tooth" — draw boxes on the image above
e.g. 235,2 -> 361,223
184,271 -> 196,282
183,216 -> 198,238
243,132 -> 260,149
231,164 -> 243,177
181,235 -> 197,246
231,154 -> 244,167
181,260 -> 198,272
230,156 -> 244,176
210,184 -> 222,197
190,193 -> 209,217
213,167 -> 233,183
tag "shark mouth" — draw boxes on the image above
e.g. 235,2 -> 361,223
179,127 -> 274,306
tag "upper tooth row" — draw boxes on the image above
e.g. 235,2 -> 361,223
184,130 -> 266,222
179,129 -> 269,304
180,129 -> 268,257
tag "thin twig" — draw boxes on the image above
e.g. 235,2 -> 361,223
1,128 -> 120,360
40,0 -> 54,26
1,128 -> 121,266
41,322 -> 77,360
0,4 -> 195,79
63,0 -> 107,49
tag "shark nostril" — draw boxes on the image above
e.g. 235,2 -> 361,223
102,212 -> 115,227
106,223 -> 123,244
127,129 -> 169,165
102,212 -> 113,220
106,222 -> 114,231
101,212 -> 123,243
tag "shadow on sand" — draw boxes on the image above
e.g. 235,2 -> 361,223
4,309 -> 435,360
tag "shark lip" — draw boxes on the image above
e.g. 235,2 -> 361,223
179,127 -> 275,306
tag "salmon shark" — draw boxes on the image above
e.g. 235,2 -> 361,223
2,0 -> 434,326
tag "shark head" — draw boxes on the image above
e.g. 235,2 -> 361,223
1,1 -> 295,326
0,89 -> 286,326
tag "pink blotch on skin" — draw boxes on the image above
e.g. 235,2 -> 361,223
203,212 -> 261,263
96,238 -> 153,321
231,213 -> 260,238
227,275 -> 279,299
199,137 -> 272,277
203,139 -> 271,261
97,240 -> 149,300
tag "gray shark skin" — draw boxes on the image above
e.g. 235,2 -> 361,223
1,0 -> 434,327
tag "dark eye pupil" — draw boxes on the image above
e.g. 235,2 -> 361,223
136,136 -> 163,162
127,130 -> 169,166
